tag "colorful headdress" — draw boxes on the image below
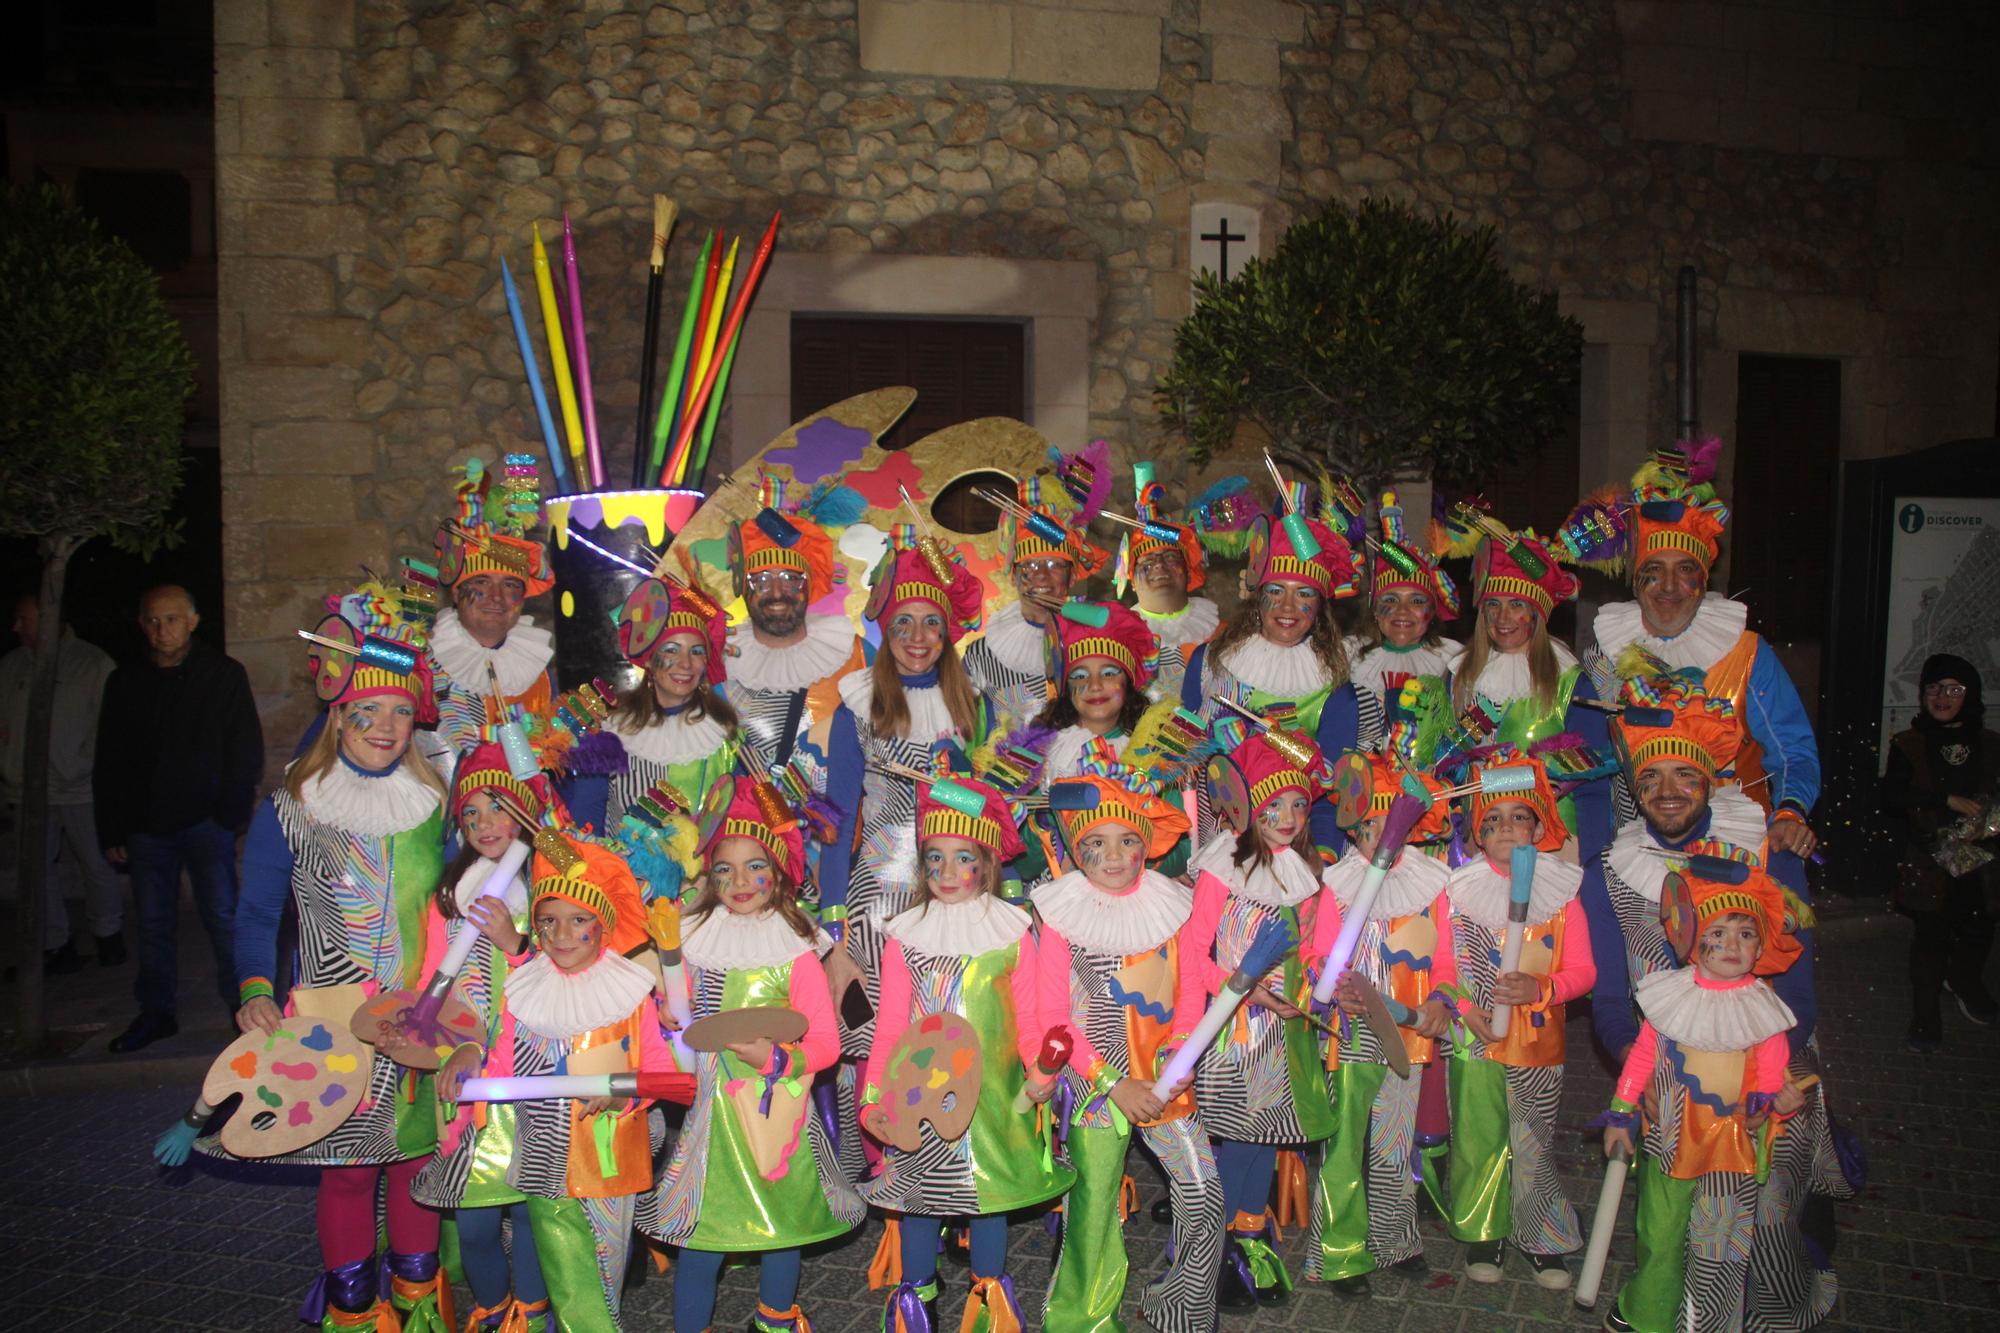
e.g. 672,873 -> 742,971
1664,849 -> 1803,976
1248,512 -> 1360,600
452,741 -> 547,825
1231,731 -> 1325,818
1467,756 -> 1567,852
917,775 -> 1027,861
529,829 -> 651,956
1187,476 -> 1267,559
1553,439 -> 1731,577
1056,600 -> 1157,692
615,576 -> 728,683
1471,527 -> 1578,617
1114,464 -> 1207,596
304,573 -> 441,727
437,456 -> 555,596
1612,684 -> 1741,780
1371,489 -> 1459,620
866,540 -> 984,642
1000,472 -> 1110,576
1333,750 -> 1452,841
730,505 -> 836,604
703,776 -> 807,884
1046,773 -> 1190,861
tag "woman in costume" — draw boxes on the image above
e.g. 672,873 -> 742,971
1440,757 -> 1593,1291
1180,509 -> 1377,850
433,832 -> 688,1332
1304,753 -> 1453,1297
861,775 -> 1075,1333
1182,731 -> 1335,1307
648,778 -> 864,1333
227,602 -> 454,1332
1034,774 -> 1221,1333
1344,490 -> 1461,731
404,744 -> 548,1331
1115,464 -> 1218,703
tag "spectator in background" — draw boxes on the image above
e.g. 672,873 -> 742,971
0,590 -> 120,972
94,585 -> 263,1053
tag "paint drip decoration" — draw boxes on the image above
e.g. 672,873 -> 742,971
866,1012 -> 984,1152
199,1021 -> 369,1158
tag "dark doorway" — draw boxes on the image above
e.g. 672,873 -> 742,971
1732,354 -> 1841,713
790,316 -> 1026,451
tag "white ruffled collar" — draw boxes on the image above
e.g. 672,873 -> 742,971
1444,638 -> 1578,705
1593,594 -> 1749,675
453,854 -> 530,917
681,905 -> 819,971
1189,837 -> 1320,907
1351,639 -> 1458,680
976,601 -> 1048,674
1321,846 -> 1450,919
1216,635 -> 1332,699
886,894 -> 1031,958
429,608 -> 553,698
838,668 -> 963,745
1444,854 -> 1584,931
1032,868 -> 1192,955
609,707 -> 733,766
1041,724 -> 1125,787
1636,968 -> 1795,1050
505,948 -> 656,1041
1607,786 -> 1769,905
725,615 -> 856,692
1138,596 -> 1220,649
295,757 -> 442,837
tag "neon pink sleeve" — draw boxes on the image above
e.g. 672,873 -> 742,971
1009,929 -> 1042,1069
635,1005 -> 677,1075
421,906 -> 449,977
1545,898 -> 1597,1005
1749,1031 -> 1790,1099
1303,887 -> 1343,976
1614,1021 -> 1658,1104
1171,900 -> 1212,1039
864,939 -> 915,1095
1037,923 -> 1103,1076
1428,894 -> 1458,993
785,950 -> 842,1076
1186,871 -> 1231,996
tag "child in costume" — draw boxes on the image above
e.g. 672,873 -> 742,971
1304,752 -> 1454,1296
1600,858 -> 1806,1333
436,830 -> 689,1332
404,744 -> 548,1330
224,602 -> 454,1332
861,775 -> 1076,1333
1182,729 -> 1336,1307
648,778 -> 864,1333
1344,490 -> 1461,729
1441,757 -> 1595,1290
1037,599 -> 1160,785
1033,774 -> 1222,1333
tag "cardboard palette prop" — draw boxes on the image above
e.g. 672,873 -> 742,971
1659,870 -> 1700,963
865,1012 -> 983,1152
199,1020 -> 369,1158
1328,751 -> 1376,830
349,989 -> 484,1071
683,1005 -> 808,1053
1204,753 -> 1254,834
306,613 -> 364,703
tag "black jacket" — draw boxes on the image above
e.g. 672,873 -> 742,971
93,641 -> 264,846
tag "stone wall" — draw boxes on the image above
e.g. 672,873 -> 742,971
216,0 -> 2000,768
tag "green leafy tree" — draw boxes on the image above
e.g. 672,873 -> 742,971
0,183 -> 192,1054
1160,198 -> 1583,492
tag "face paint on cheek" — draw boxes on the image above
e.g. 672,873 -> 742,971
347,710 -> 375,734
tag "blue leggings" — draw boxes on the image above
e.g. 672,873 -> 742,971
673,1246 -> 803,1330
1214,1140 -> 1278,1231
454,1202 -> 548,1314
897,1214 -> 1009,1283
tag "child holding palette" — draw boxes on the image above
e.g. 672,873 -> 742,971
1033,774 -> 1223,1333
860,775 -> 1076,1333
401,743 -> 548,1331
645,777 -> 864,1333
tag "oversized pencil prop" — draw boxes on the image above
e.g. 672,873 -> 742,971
560,214 -> 605,488
689,316 -> 743,490
1264,451 -> 1321,561
530,223 -> 587,482
294,628 -> 419,674
1574,1141 -> 1631,1308
1452,502 -> 1553,580
1488,844 -> 1537,1041
683,234 -> 723,429
500,256 -> 571,496
632,195 -> 677,487
457,1071 -> 693,1103
1012,1027 -> 1074,1113
690,236 -> 738,431
661,210 -> 781,487
649,229 -> 713,479
1151,916 -> 1295,1101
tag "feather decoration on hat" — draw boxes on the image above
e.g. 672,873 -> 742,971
1048,438 -> 1112,524
971,720 -> 1059,796
1315,468 -> 1369,554
1681,434 -> 1723,485
791,474 -> 869,530
1188,475 -> 1265,558
1115,698 -> 1215,794
609,811 -> 701,904
1611,641 -> 1679,692
1553,485 -> 1632,574
1432,491 -> 1487,559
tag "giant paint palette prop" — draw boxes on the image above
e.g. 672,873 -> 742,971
1328,752 -> 1376,830
349,989 -> 484,1070
1659,870 -> 1699,962
866,1012 -> 983,1152
200,1020 -> 368,1158
1204,753 -> 1253,834
683,1005 -> 808,1053
306,613 -> 363,703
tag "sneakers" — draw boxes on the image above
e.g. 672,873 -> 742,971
1602,1307 -> 1636,1332
1464,1240 -> 1504,1284
1906,1014 -> 1943,1053
1525,1250 -> 1572,1290
1389,1252 -> 1430,1276
1944,979 -> 1998,1026
109,1011 -> 178,1053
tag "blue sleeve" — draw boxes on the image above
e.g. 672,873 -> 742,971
1766,851 -> 1818,1054
1579,854 -> 1638,1062
1308,685 -> 1356,857
233,798 -> 295,996
564,773 -> 611,835
1564,672 -> 1615,866
1746,639 -> 1822,818
818,703 -> 864,917
1180,643 -> 1207,713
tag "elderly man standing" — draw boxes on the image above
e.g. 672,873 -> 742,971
0,591 -> 119,972
94,586 -> 263,1053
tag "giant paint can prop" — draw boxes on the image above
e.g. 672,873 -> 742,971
545,488 -> 705,691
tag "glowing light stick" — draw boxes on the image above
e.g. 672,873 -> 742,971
1574,1142 -> 1631,1309
1152,916 -> 1293,1101
458,1071 -> 694,1103
406,839 -> 533,1029
1313,789 -> 1433,1005
1489,844 -> 1537,1040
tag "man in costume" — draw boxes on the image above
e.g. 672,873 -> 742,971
1575,443 -> 1819,858
1115,466 -> 1217,703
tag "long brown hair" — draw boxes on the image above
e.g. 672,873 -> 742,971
905,842 -> 1002,914
286,703 -> 448,801
610,675 -> 740,733
1450,601 -> 1563,716
1231,819 -> 1322,876
683,847 -> 818,943
869,638 -> 982,740
1207,590 -> 1349,685
1358,593 -> 1447,651
1034,666 -> 1149,734
433,824 -> 531,921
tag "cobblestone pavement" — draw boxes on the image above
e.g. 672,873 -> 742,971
2,901 -> 1993,1331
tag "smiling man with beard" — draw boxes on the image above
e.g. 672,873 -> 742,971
961,480 -> 1109,729
1113,466 -> 1217,704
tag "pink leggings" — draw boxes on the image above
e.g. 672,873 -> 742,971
316,1157 -> 440,1268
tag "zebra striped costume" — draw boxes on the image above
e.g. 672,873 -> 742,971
601,709 -> 737,829
1135,596 -> 1219,705
961,601 -> 1052,729
425,609 -> 557,780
